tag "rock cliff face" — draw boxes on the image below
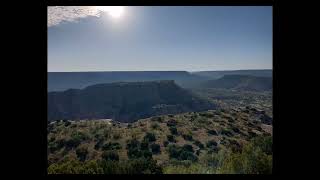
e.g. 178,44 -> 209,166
48,71 -> 208,92
48,80 -> 216,122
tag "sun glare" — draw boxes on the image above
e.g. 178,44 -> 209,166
96,6 -> 125,18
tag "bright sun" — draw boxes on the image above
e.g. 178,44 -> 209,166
96,6 -> 125,18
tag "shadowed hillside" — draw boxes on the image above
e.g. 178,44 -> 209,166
48,80 -> 216,122
193,69 -> 272,79
201,75 -> 272,92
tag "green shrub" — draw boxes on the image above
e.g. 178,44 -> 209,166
102,142 -> 121,151
219,136 -> 272,174
128,148 -> 152,160
101,151 -> 119,161
64,121 -> 71,127
167,144 -> 198,162
140,140 -> 149,151
113,132 -> 121,140
48,136 -> 55,142
103,129 -> 111,139
202,150 -> 227,168
256,126 -> 263,131
150,144 -> 161,154
151,122 -> 160,130
144,132 -> 156,142
241,144 -> 272,174
94,139 -> 104,150
151,116 -> 163,122
220,144 -> 272,174
207,147 -> 220,154
126,158 -> 163,174
229,139 -> 242,153
48,138 -> 67,153
227,116 -> 235,122
194,140 -> 204,149
231,127 -> 240,133
207,129 -> 218,136
142,150 -> 153,160
195,118 -> 210,125
71,131 -> 88,141
48,159 -> 163,174
169,127 -> 178,135
252,136 -> 272,155
182,144 -> 194,153
199,112 -> 214,118
126,139 -> 152,160
65,138 -> 81,150
126,139 -> 140,150
182,134 -> 193,141
127,148 -> 142,159
168,145 -> 180,159
163,141 -> 169,147
190,116 -> 196,121
48,142 -> 59,153
166,119 -> 177,127
48,160 -> 84,174
248,131 -> 257,138
169,159 -> 193,167
206,140 -> 217,148
164,163 -> 215,174
221,129 -> 233,137
94,132 -> 104,141
50,159 -> 76,173
76,146 -> 88,162
63,131 -> 88,150
167,135 -> 176,143
83,160 -> 104,174
179,151 -> 198,162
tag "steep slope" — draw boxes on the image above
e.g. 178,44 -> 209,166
193,69 -> 272,79
202,75 -> 272,91
48,71 -> 209,92
48,80 -> 216,122
47,108 -> 272,174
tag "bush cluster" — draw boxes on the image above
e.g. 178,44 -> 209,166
126,139 -> 153,160
167,144 -> 198,162
48,158 -> 163,174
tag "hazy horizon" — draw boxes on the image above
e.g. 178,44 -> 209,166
47,68 -> 272,73
48,6 -> 272,72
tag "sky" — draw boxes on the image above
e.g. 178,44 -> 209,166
48,6 -> 272,72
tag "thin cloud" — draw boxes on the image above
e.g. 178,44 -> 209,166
48,6 -> 101,27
